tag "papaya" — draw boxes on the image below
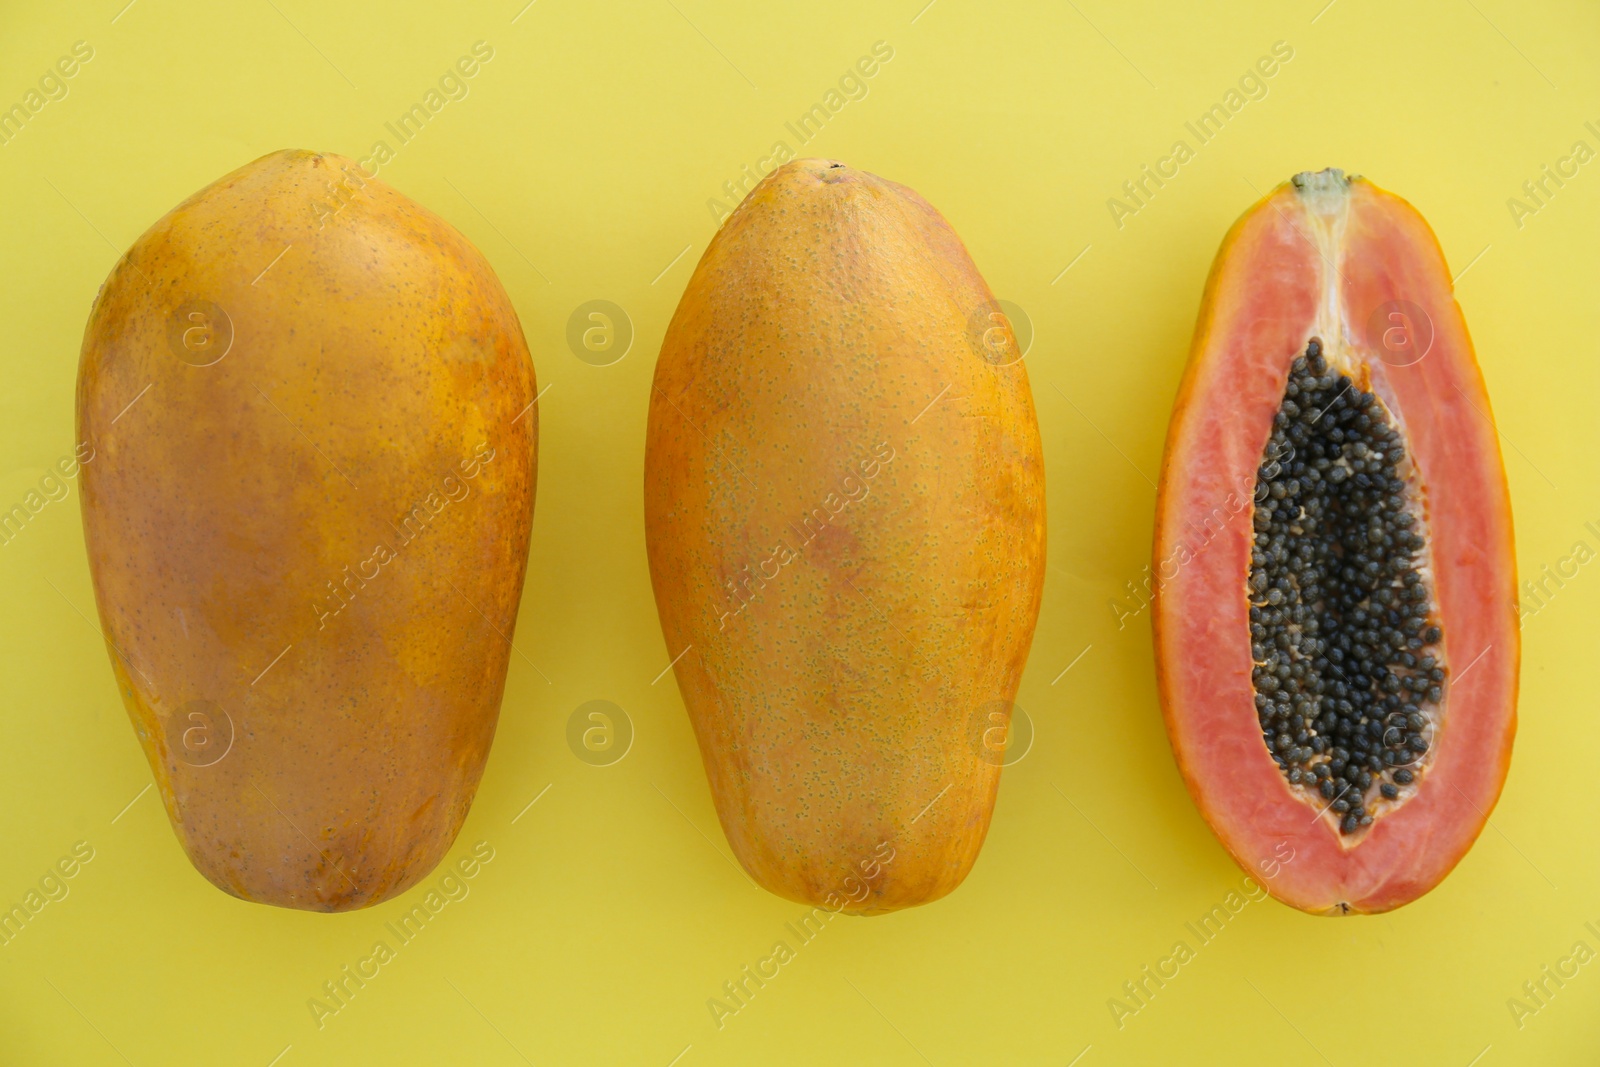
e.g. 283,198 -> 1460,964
1153,169 -> 1517,914
644,159 -> 1045,914
75,150 -> 536,911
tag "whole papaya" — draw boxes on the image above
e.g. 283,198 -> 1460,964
76,150 -> 536,911
645,159 -> 1045,913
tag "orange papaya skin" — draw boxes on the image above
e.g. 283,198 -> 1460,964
644,159 -> 1045,914
76,150 -> 536,911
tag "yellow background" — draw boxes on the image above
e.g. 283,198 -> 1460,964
2,0 -> 1597,1063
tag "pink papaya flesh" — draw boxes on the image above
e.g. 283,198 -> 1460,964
1154,169 -> 1517,914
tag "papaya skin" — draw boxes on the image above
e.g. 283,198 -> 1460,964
76,149 -> 536,911
644,159 -> 1045,914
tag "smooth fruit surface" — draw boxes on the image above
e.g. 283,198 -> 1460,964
76,149 -> 537,911
1153,170 -> 1517,914
644,159 -> 1045,914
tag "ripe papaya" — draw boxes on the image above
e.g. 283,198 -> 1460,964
644,159 -> 1045,914
1154,169 -> 1517,914
76,149 -> 536,911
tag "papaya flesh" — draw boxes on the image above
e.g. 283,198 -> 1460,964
76,150 -> 536,911
1154,169 -> 1517,914
644,159 -> 1045,914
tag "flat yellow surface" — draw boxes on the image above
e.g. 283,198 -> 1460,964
2,1 -> 1597,1064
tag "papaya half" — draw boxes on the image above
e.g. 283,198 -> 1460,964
1154,169 -> 1517,914
644,159 -> 1045,914
76,150 -> 536,911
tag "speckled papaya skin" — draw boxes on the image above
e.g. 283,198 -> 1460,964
76,149 -> 536,911
644,159 -> 1045,914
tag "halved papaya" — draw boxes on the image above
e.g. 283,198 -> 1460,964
1153,169 -> 1517,914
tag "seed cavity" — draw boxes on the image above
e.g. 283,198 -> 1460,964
1249,337 -> 1444,836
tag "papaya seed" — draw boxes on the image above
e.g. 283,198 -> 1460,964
1248,338 -> 1444,834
